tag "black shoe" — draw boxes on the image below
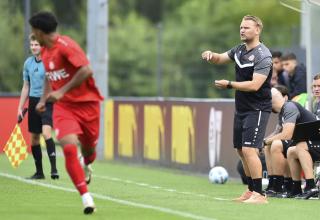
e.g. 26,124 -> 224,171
275,191 -> 298,198
51,172 -> 59,180
265,190 -> 278,197
266,190 -> 288,198
27,173 -> 45,180
83,206 -> 96,215
266,189 -> 284,197
264,188 -> 274,195
295,188 -> 319,199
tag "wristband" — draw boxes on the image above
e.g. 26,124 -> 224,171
227,81 -> 232,89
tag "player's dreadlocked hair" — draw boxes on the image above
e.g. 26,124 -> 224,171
29,11 -> 58,34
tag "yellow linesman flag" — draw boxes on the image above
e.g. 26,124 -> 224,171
3,124 -> 28,168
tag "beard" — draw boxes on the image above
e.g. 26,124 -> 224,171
241,37 -> 253,43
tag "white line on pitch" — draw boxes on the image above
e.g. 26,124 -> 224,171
0,172 -> 217,220
93,174 -> 230,201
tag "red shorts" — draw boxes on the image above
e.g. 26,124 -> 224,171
53,101 -> 100,148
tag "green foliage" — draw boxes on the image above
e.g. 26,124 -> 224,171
158,0 -> 300,98
0,0 -> 87,93
0,1 -> 24,92
109,12 -> 158,96
108,0 -> 300,98
0,0 -> 300,98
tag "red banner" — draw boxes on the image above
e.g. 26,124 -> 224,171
0,97 -> 30,152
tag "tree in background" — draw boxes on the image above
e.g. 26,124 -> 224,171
110,0 -> 299,98
0,1 -> 24,92
160,0 -> 299,98
0,0 -> 300,99
108,12 -> 158,96
0,0 -> 86,93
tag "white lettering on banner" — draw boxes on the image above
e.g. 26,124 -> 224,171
46,69 -> 70,81
208,108 -> 223,168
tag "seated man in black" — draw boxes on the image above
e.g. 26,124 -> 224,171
264,85 -> 317,198
286,74 -> 320,199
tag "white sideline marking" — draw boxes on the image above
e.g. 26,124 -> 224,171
0,172 -> 217,220
94,174 -> 230,201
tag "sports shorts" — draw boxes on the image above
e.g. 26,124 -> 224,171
53,101 -> 100,148
28,96 -> 53,134
233,110 -> 270,149
281,140 -> 295,158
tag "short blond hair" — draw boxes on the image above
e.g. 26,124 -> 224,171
243,15 -> 263,31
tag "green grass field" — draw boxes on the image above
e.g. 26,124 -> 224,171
0,150 -> 319,220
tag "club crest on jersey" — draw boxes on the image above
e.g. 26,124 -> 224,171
49,61 -> 55,70
248,55 -> 255,61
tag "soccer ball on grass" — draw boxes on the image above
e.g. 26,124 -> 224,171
208,166 -> 228,184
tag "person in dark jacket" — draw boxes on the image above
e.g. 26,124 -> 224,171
281,53 -> 307,99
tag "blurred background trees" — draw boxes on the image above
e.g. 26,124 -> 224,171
0,0 -> 299,98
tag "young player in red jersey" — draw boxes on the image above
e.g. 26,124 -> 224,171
29,11 -> 103,214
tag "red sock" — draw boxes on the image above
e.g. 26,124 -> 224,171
84,151 -> 96,165
63,144 -> 88,195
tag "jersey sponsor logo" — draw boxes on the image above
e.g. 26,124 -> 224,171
46,69 -> 70,81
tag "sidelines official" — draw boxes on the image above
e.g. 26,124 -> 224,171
17,34 -> 58,180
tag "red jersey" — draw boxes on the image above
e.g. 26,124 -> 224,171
41,35 -> 103,103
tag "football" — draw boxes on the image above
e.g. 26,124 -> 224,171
208,166 -> 228,184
